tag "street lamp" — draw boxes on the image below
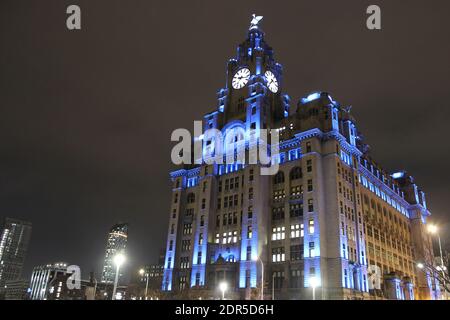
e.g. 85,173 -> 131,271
427,224 -> 447,299
139,268 -> 149,300
272,272 -> 276,301
252,256 -> 264,300
112,253 -> 126,300
219,282 -> 228,300
310,276 -> 318,300
417,262 -> 424,270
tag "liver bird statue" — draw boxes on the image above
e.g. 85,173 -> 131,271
249,14 -> 263,30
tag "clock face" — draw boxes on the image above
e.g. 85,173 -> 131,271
232,68 -> 251,89
265,70 -> 279,93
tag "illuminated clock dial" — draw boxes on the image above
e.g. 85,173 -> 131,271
232,68 -> 251,89
265,70 -> 279,93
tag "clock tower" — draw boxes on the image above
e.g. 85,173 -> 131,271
213,16 -> 290,134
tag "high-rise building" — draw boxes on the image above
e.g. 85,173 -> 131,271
0,217 -> 32,296
101,223 -> 128,283
161,16 -> 438,300
29,262 -> 68,300
3,279 -> 29,300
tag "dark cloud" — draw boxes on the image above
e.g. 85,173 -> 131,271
1,0 -> 449,278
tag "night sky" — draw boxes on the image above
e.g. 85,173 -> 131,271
1,0 -> 449,280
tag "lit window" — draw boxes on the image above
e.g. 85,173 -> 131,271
272,226 -> 286,240
233,231 -> 238,243
247,226 -> 253,239
271,247 -> 285,262
309,219 -> 315,234
290,224 -> 300,238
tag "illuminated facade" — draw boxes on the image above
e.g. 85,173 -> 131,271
29,262 -> 68,300
0,217 -> 32,297
101,223 -> 128,283
162,18 -> 438,300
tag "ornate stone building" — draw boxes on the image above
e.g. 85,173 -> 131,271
162,16 -> 438,300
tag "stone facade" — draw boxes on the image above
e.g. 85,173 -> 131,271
162,19 -> 438,300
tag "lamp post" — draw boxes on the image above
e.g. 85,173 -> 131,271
112,253 -> 126,300
253,256 -> 264,300
272,272 -> 275,300
92,277 -> 97,300
139,268 -> 149,300
219,282 -> 228,300
428,224 -> 447,299
310,276 -> 318,301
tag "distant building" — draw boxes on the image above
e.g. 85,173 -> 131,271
101,223 -> 128,283
3,279 -> 29,300
140,264 -> 164,290
29,262 -> 68,300
0,217 -> 32,297
29,263 -> 116,300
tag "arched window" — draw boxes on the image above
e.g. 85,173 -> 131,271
290,167 -> 302,180
273,171 -> 285,184
187,193 -> 196,204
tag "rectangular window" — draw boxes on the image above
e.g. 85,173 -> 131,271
307,179 -> 313,192
309,242 -> 315,257
248,206 -> 253,219
181,240 -> 191,251
307,160 -> 312,172
201,198 -> 206,209
290,269 -> 302,288
271,226 -> 286,240
272,207 -> 285,220
183,223 -> 192,235
290,245 -> 302,261
272,247 -> 285,262
290,204 -> 303,217
309,219 -> 315,234
308,199 -> 314,212
290,224 -> 300,238
195,273 -> 201,286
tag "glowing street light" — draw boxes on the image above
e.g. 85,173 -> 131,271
427,224 -> 438,234
112,253 -> 126,300
417,263 -> 424,269
219,282 -> 228,300
310,276 -> 319,300
427,223 -> 447,299
139,268 -> 150,300
252,256 -> 264,300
